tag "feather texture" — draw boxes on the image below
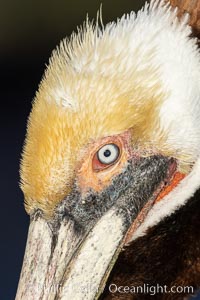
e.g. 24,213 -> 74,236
20,0 -> 200,217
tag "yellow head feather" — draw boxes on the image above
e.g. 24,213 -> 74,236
20,3 -> 196,217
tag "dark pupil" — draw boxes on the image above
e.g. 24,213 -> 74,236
104,149 -> 111,157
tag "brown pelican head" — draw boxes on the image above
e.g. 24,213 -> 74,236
16,1 -> 200,299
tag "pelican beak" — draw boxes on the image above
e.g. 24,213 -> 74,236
16,155 -> 176,300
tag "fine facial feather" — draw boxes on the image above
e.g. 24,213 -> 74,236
20,0 -> 200,217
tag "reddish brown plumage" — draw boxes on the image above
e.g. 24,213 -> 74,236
169,0 -> 200,38
101,188 -> 200,300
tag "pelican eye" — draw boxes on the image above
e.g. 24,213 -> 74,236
97,144 -> 120,165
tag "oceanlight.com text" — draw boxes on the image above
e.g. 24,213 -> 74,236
109,283 -> 194,296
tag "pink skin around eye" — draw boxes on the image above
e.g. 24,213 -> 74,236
77,130 -> 132,194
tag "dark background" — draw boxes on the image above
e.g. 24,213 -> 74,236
1,1 -> 200,300
0,1 -> 145,299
